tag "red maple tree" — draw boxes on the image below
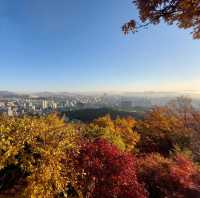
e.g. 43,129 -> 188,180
74,138 -> 147,198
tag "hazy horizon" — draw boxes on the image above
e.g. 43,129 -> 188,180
1,89 -> 200,95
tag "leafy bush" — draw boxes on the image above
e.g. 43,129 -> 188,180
73,138 -> 147,198
137,153 -> 200,198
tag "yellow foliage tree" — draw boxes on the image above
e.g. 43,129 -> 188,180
0,114 -> 80,198
82,115 -> 140,152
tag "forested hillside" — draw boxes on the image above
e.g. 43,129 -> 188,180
63,107 -> 147,123
0,97 -> 200,198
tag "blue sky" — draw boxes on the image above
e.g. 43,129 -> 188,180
0,0 -> 200,92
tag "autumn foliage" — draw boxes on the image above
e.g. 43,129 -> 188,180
73,139 -> 147,198
0,114 -> 80,197
0,98 -> 200,197
83,115 -> 140,152
137,153 -> 200,198
123,0 -> 200,39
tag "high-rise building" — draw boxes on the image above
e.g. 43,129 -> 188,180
52,102 -> 57,109
7,107 -> 13,116
42,100 -> 48,109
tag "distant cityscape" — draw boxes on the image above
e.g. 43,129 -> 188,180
0,91 -> 200,117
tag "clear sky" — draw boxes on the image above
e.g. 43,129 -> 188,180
0,0 -> 200,92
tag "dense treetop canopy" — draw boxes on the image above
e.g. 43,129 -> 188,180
0,98 -> 200,197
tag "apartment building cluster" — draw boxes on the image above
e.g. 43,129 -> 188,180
0,93 -> 153,116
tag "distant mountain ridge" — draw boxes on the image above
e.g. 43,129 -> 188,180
0,90 -> 200,98
0,91 -> 18,97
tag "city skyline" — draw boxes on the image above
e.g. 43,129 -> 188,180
0,0 -> 200,92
